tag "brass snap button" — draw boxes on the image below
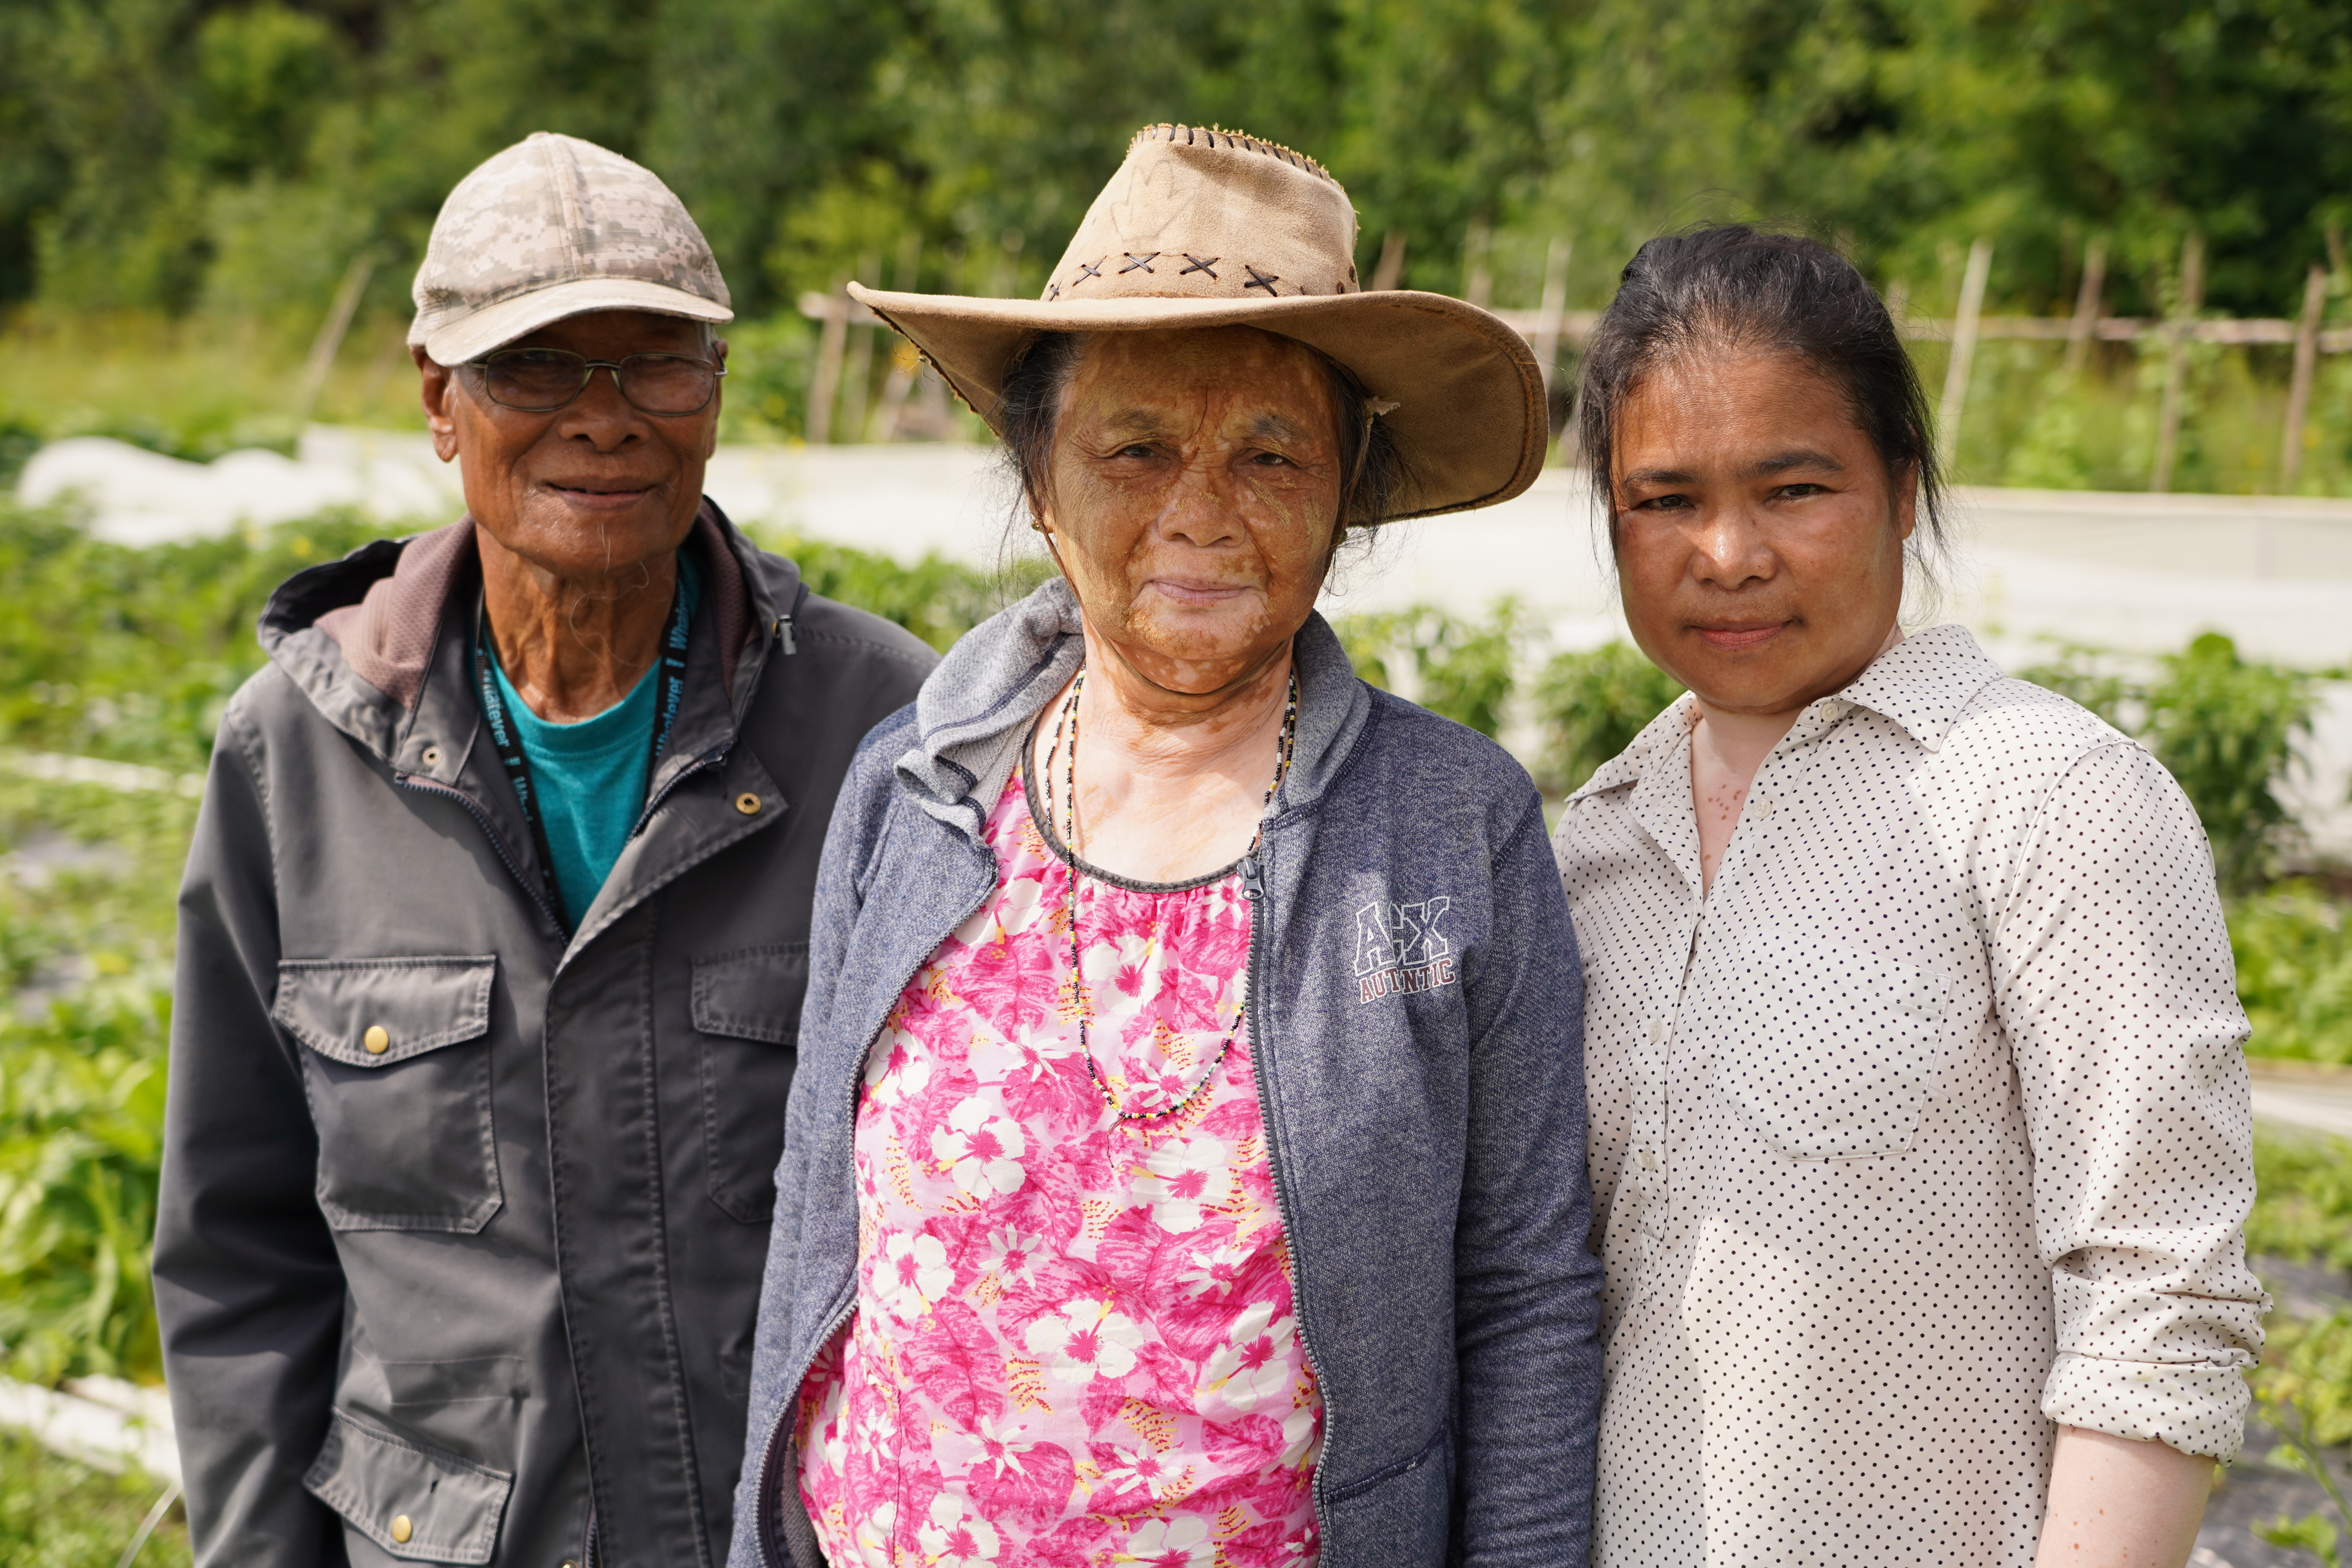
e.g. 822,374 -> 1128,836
390,1514 -> 414,1544
734,792 -> 762,816
421,746 -> 442,768
363,1025 -> 390,1055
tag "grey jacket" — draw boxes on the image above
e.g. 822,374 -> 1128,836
154,505 -> 935,1568
729,580 -> 1603,1568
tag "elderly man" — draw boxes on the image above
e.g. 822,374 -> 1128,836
154,132 -> 934,1568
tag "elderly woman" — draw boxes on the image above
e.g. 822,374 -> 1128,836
729,126 -> 1602,1568
1554,225 -> 2265,1568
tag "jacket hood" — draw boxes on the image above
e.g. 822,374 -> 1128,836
259,500 -> 781,764
894,575 -> 1372,842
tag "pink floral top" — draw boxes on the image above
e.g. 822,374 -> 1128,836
796,772 -> 1323,1568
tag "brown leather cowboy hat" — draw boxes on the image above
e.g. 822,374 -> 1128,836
849,124 -> 1547,520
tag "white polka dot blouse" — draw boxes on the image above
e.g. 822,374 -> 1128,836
1552,624 -> 2266,1568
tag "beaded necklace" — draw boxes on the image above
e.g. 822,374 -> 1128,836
1042,666 -> 1300,1123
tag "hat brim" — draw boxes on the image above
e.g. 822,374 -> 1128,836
848,285 -> 1548,520
415,277 -> 735,366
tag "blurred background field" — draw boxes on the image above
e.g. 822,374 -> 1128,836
7,0 -> 2352,492
8,0 -> 2352,1559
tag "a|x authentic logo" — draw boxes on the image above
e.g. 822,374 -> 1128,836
1353,898 -> 1457,1003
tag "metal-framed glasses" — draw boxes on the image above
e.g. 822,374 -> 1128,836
464,348 -> 726,416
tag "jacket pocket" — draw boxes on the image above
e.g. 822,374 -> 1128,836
1714,934 -> 1950,1160
691,943 -> 808,1223
303,1409 -> 514,1564
1324,1422 -> 1452,1566
276,956 -> 503,1232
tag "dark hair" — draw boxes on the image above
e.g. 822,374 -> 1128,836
995,329 -> 1410,546
1576,224 -> 1945,575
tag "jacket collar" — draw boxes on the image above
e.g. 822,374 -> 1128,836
258,498 -> 780,771
1569,622 -> 2005,802
895,575 -> 1372,842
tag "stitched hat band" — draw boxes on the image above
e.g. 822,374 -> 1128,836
849,124 -> 1547,520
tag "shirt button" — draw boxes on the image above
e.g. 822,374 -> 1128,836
391,1515 -> 414,1544
1639,1148 -> 1661,1171
734,792 -> 762,815
1753,793 -> 1773,817
363,1025 -> 390,1055
1647,1017 -> 1669,1044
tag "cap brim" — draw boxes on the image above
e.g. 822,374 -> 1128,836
416,278 -> 735,366
847,285 -> 1547,519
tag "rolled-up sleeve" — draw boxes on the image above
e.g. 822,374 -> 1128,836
1997,739 -> 2266,1459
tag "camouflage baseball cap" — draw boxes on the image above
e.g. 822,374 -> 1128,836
408,131 -> 732,366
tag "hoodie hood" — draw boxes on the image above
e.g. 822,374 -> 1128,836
259,500 -> 779,765
894,575 -> 1372,842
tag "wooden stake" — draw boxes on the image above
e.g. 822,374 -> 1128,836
2063,238 -> 2107,378
1370,229 -> 1407,292
1463,221 -> 1493,309
870,236 -> 925,441
2151,232 -> 2205,494
1936,238 -> 1993,469
846,251 -> 880,442
2280,263 -> 2328,494
806,278 -> 849,445
1534,238 -> 1572,404
295,251 -> 377,423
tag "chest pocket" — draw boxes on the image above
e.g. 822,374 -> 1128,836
275,956 -> 502,1232
691,944 -> 808,1223
1713,934 -> 1949,1160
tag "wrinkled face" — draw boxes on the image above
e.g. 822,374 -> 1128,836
1610,349 -> 1915,716
1038,326 -> 1345,695
416,309 -> 725,580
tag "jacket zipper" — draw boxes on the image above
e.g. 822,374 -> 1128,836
632,745 -> 730,840
395,774 -> 565,934
756,867 -> 996,1568
1240,847 -> 1334,1552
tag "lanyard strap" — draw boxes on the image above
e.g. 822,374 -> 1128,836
473,579 -> 693,931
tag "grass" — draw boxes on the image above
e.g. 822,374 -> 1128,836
0,1427 -> 187,1568
6,308 -> 2352,496
1913,334 -> 2352,498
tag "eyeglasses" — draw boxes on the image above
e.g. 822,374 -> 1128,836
464,348 -> 726,416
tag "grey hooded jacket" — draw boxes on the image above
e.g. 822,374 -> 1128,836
728,579 -> 1603,1568
154,504 -> 934,1568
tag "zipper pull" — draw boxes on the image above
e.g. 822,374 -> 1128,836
1241,852 -> 1265,902
775,615 -> 797,655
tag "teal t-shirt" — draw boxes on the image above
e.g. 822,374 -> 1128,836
485,555 -> 701,923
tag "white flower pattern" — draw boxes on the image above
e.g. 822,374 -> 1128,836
794,774 -> 1322,1568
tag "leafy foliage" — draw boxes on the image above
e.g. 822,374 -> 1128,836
4,1 -> 2351,324
0,1425 -> 188,1568
1532,640 -> 1686,795
2248,1132 -> 2352,1563
2233,886 -> 2352,1065
2016,631 -> 2319,893
1330,601 -> 1528,740
2250,1128 -> 2352,1272
2145,632 -> 2321,891
0,982 -> 171,1386
757,528 -> 1054,653
0,502 -> 385,771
